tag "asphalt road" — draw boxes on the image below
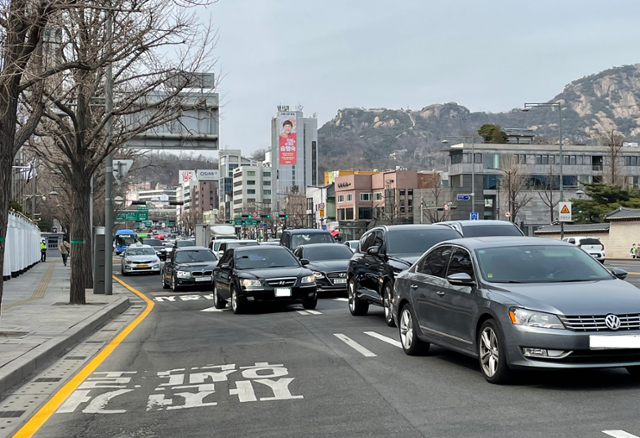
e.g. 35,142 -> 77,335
22,261 -> 640,438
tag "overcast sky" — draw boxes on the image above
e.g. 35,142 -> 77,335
203,0 -> 640,155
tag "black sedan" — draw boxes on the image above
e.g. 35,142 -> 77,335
293,243 -> 352,295
213,246 -> 317,314
161,246 -> 218,292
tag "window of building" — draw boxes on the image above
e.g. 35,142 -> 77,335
360,193 -> 372,201
483,174 -> 498,190
247,198 -> 256,203
346,208 -> 354,220
263,199 -> 271,204
374,192 -> 383,201
451,175 -> 463,188
263,172 -> 271,177
450,151 -> 463,165
338,194 -> 345,203
474,153 -> 482,163
228,164 -> 238,177
234,190 -> 242,196
577,155 -> 583,165
233,199 -> 242,205
563,175 -> 578,188
408,189 -> 413,199
516,154 -> 527,164
247,180 -> 255,185
263,181 -> 271,186
337,209 -> 345,220
263,190 -> 271,195
483,154 -> 499,169
358,207 -> 372,220
247,171 -> 255,176
535,155 -> 549,165
633,157 -> 638,166
347,194 -> 353,202
399,189 -> 405,200
400,206 -> 406,215
247,189 -> 256,194
234,171 -> 242,179
233,181 -> 242,187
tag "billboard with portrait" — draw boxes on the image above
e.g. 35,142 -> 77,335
278,112 -> 297,165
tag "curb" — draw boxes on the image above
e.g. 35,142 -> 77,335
0,296 -> 130,396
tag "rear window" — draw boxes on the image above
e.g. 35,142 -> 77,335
460,224 -> 523,238
143,239 -> 163,247
386,228 -> 461,256
291,233 -> 334,248
579,238 -> 602,245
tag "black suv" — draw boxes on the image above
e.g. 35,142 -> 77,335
280,229 -> 335,250
438,220 -> 524,237
347,224 -> 462,326
143,238 -> 165,260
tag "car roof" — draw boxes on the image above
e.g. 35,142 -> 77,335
234,245 -> 288,252
371,224 -> 451,232
440,220 -> 518,227
287,229 -> 331,234
174,246 -> 211,252
127,244 -> 154,250
438,236 -> 566,250
299,243 -> 348,249
565,236 -> 601,240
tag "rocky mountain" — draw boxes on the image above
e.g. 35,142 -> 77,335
318,63 -> 640,173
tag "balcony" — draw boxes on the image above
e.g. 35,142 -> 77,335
592,164 -> 603,171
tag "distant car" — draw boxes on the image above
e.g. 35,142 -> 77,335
142,238 -> 165,259
217,240 -> 259,258
163,239 -> 195,260
213,245 -> 317,314
439,220 -> 525,237
293,243 -> 353,294
259,241 -> 281,246
344,240 -> 360,252
161,246 -> 218,292
121,245 -> 161,276
279,229 -> 335,250
562,236 -> 605,263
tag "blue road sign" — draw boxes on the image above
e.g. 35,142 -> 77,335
469,212 -> 479,220
457,194 -> 470,201
321,225 -> 327,230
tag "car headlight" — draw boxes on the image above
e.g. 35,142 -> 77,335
509,308 -> 565,329
301,275 -> 315,284
241,279 -> 262,288
125,259 -> 133,264
176,271 -> 190,278
312,271 -> 325,279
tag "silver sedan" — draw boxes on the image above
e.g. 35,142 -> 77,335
393,237 -> 638,384
121,245 -> 161,275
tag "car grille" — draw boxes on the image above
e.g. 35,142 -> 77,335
191,271 -> 213,277
326,272 -> 347,285
559,314 -> 640,332
133,260 -> 155,264
265,278 -> 297,287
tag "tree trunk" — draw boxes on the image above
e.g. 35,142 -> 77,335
0,145 -> 14,311
69,175 -> 94,304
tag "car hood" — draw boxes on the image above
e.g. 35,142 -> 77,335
486,280 -> 640,315
237,267 -> 312,280
176,261 -> 218,270
125,255 -> 159,263
306,260 -> 349,273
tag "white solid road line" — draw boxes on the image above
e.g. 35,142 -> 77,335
334,334 -> 377,357
333,298 -> 348,302
297,310 -> 309,315
201,306 -> 230,312
297,310 -> 323,315
364,331 -> 402,349
603,431 -> 640,438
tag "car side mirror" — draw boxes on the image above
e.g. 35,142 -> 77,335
610,268 -> 628,280
300,258 -> 310,266
367,246 -> 380,255
447,272 -> 475,285
219,263 -> 229,269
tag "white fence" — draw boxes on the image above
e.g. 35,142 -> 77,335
3,211 -> 41,280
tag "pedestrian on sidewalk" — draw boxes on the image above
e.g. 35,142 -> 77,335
58,238 -> 71,266
40,240 -> 47,262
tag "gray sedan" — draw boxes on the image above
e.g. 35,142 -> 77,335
393,237 -> 638,384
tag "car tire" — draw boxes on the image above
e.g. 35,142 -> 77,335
122,269 -> 128,276
383,282 -> 396,327
213,284 -> 226,309
478,319 -> 512,384
161,272 -> 169,289
172,275 -> 181,292
348,279 -> 368,316
302,296 -> 318,310
399,304 -> 429,356
627,366 -> 640,378
231,286 -> 246,314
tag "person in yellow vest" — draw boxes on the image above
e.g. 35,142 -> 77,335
58,238 -> 71,266
40,240 -> 47,262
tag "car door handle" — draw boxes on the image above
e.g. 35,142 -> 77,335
410,284 -> 418,289
364,263 -> 370,267
436,291 -> 446,296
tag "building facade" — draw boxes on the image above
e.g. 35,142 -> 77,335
305,184 -> 336,230
218,149 -> 259,221
232,164 -> 274,217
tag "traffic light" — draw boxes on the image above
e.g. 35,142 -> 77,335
169,201 -> 184,206
279,214 -> 288,218
261,214 -> 270,219
248,214 -> 252,218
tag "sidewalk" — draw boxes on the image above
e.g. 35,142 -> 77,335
0,258 -> 131,395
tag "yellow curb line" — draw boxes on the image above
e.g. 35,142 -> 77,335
627,272 -> 640,275
13,276 -> 154,438
2,263 -> 55,311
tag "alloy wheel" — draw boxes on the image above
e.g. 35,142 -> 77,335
480,326 -> 500,378
400,308 -> 413,350
384,283 -> 396,327
348,281 -> 356,313
231,289 -> 237,312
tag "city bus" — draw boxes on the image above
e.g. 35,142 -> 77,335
114,229 -> 137,254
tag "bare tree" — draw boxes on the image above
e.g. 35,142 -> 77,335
283,188 -> 306,229
500,156 -> 532,224
25,0 -> 216,303
593,129 -> 625,186
537,166 -> 560,224
421,186 -> 453,223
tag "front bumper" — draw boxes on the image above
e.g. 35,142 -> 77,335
176,276 -> 214,287
504,325 -> 640,369
239,284 -> 317,304
315,277 -> 347,293
123,264 -> 160,274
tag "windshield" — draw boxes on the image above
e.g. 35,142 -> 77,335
291,233 -> 334,248
176,241 -> 195,248
235,248 -> 299,270
386,229 -> 461,256
475,245 -> 612,283
175,250 -> 217,263
213,241 -> 222,251
460,224 -> 523,237
126,248 -> 156,256
115,235 -> 136,246
304,245 -> 353,261
143,239 -> 163,247
228,241 -> 259,249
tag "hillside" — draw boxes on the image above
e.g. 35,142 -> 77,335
318,64 -> 640,173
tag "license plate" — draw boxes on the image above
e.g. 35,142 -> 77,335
590,335 -> 640,349
275,288 -> 291,297
333,278 -> 346,284
137,264 -> 148,268
195,276 -> 212,282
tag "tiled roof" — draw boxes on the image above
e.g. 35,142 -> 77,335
534,223 -> 610,235
604,207 -> 640,221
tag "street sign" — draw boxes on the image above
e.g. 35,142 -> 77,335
559,202 -> 572,222
116,211 -> 148,221
321,225 -> 327,230
113,159 -> 133,184
319,203 -> 325,209
234,218 -> 243,225
319,208 -> 325,217
469,212 -> 479,221
444,204 -> 449,211
137,205 -> 149,211
457,194 -> 470,201
505,211 -> 511,218
252,211 -> 258,218
142,220 -> 153,227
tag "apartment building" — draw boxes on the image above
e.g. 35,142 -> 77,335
232,164 -> 274,216
305,183 -> 336,230
218,149 -> 259,221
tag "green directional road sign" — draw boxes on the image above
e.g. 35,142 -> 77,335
234,218 -> 257,225
137,205 -> 149,211
116,211 -> 148,222
142,220 -> 153,227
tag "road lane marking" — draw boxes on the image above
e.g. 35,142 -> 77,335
334,334 -> 376,357
333,298 -> 348,302
201,306 -> 230,312
296,310 -> 322,315
603,431 -> 640,438
297,310 -> 309,315
13,276 -> 154,438
364,331 -> 402,348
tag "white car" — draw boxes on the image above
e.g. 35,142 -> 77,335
562,236 -> 605,263
121,245 -> 161,275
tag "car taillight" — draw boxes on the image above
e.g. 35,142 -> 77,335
577,244 -> 581,248
601,244 -> 605,251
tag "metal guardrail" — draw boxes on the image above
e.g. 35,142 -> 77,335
3,211 -> 41,279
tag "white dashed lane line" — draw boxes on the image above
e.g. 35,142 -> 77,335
201,306 -> 230,312
334,334 -> 377,357
364,331 -> 402,348
603,431 -> 640,438
297,310 -> 322,315
333,298 -> 348,302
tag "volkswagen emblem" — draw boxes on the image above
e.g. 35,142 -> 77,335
605,314 -> 621,330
